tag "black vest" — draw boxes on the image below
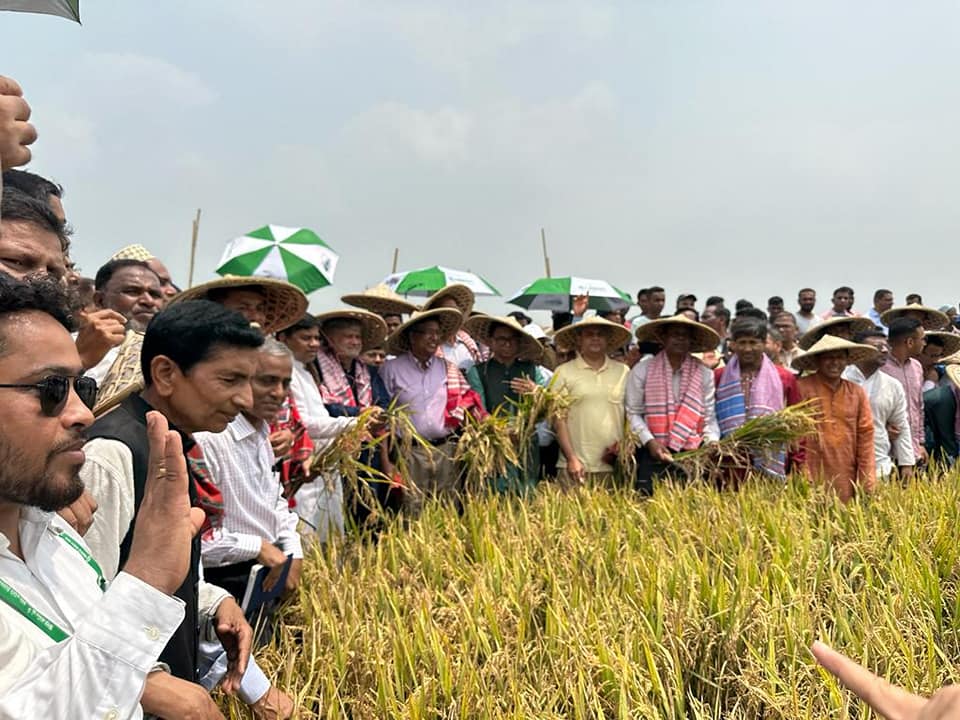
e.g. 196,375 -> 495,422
86,395 -> 201,683
475,359 -> 538,412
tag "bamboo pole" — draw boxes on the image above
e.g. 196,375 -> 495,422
541,227 -> 551,278
187,209 -> 201,288
391,247 -> 399,274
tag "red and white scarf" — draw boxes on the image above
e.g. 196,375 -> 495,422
644,352 -> 706,451
443,358 -> 488,429
316,349 -> 373,408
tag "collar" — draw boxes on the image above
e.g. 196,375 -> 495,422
574,353 -> 609,372
229,412 -> 265,442
0,506 -> 57,559
407,351 -> 436,370
128,394 -> 196,452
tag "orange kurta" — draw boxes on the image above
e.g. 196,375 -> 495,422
797,374 -> 876,502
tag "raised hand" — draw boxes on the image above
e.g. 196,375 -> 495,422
0,76 -> 37,170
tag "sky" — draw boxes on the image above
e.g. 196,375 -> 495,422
3,1 -> 960,321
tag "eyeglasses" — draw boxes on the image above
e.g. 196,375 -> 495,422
0,375 -> 98,417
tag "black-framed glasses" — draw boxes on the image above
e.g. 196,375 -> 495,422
0,375 -> 98,417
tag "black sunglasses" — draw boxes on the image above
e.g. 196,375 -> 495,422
0,375 -> 99,417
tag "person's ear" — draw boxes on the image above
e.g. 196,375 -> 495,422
149,355 -> 182,398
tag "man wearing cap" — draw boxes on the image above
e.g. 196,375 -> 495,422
314,310 -> 391,526
464,316 -> 547,493
794,336 -> 877,501
550,317 -> 631,486
880,317 -> 928,465
110,244 -> 179,305
714,317 -> 800,482
842,329 -> 915,480
626,315 -> 721,494
380,308 -> 485,514
798,316 -> 876,352
421,284 -> 484,370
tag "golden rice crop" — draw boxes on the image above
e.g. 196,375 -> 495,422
221,469 -> 960,719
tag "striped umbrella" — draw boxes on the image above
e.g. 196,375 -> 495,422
382,265 -> 500,297
508,276 -> 632,313
216,225 -> 339,294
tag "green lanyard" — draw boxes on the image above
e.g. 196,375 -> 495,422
0,528 -> 107,643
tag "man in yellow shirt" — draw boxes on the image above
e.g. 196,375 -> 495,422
551,317 -> 631,486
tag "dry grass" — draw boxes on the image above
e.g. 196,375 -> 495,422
222,471 -> 960,719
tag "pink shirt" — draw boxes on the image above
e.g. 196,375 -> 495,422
380,352 -> 449,441
880,355 -> 924,457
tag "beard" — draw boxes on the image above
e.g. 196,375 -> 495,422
0,437 -> 85,512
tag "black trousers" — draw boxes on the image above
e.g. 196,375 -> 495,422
634,447 -> 688,497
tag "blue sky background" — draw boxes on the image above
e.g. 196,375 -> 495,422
3,1 -> 959,318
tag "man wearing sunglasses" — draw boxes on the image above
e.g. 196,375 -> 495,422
81,301 -> 265,720
0,273 -> 205,719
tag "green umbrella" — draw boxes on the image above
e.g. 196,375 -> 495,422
216,225 -> 339,294
383,265 -> 500,297
508,276 -> 632,313
0,0 -> 80,22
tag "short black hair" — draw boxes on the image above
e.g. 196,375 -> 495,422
94,259 -> 156,292
647,286 -> 664,295
636,288 -> 648,301
853,329 -> 886,344
738,307 -> 768,322
0,186 -> 68,252
906,293 -> 923,305
2,168 -> 63,202
873,288 -> 893,302
140,300 -> 264,385
734,299 -> 754,312
833,286 -> 854,296
730,316 -> 767,340
798,287 -> 815,296
704,295 -> 724,307
767,296 -> 784,306
0,273 -> 75,356
888,317 -> 923,343
277,313 -> 316,336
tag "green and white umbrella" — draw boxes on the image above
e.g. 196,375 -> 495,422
383,265 -> 500,297
0,0 -> 80,22
508,276 -> 632,313
216,225 -> 339,294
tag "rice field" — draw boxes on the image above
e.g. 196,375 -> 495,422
222,472 -> 960,719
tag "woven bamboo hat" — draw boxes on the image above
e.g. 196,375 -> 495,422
880,304 -> 950,331
463,315 -> 543,363
554,316 -> 633,352
385,308 -> 463,355
170,276 -> 307,334
340,284 -> 418,317
945,363 -> 960,391
633,314 -> 720,354
925,331 -> 960,358
93,331 -> 145,417
798,316 -> 877,350
791,335 -> 879,373
314,309 -> 388,352
420,284 -> 475,316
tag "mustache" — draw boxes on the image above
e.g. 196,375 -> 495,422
49,432 -> 86,456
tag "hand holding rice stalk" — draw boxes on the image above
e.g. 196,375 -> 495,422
455,410 -> 521,492
671,400 -> 821,478
508,379 -> 573,449
304,406 -> 388,489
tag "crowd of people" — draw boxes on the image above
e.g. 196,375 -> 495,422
2,73 -> 960,718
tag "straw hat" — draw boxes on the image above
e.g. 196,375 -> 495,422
170,276 -> 308,334
340,283 -> 418,317
791,335 -> 880,373
941,350 -> 960,366
385,308 -> 463,355
420,284 -> 475,316
633,315 -> 720,354
880,304 -> 950,331
553,316 -> 633,352
798,316 -> 877,350
946,363 -> 960,390
314,308 -> 388,352
925,331 -> 960,358
462,315 -> 543,363
93,331 -> 145,417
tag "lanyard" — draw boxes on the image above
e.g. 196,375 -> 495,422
0,528 -> 106,643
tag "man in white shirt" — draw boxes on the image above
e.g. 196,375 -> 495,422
196,339 -> 304,601
0,273 -> 200,720
843,329 -> 915,480
277,314 -> 355,541
795,288 -> 823,335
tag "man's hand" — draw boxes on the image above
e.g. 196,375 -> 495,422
572,293 -> 589,318
899,465 -> 915,482
284,558 -> 302,596
509,377 -> 538,395
268,429 -> 294,459
918,446 -> 929,464
887,423 -> 901,441
58,489 -> 98,536
75,309 -> 126,370
0,76 -> 37,170
811,640 -> 947,719
214,598 -> 252,695
565,455 -> 586,483
258,539 -> 288,568
645,439 -> 674,463
141,671 -> 225,720
124,412 -> 206,595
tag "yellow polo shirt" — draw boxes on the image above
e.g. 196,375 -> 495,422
553,354 -> 629,472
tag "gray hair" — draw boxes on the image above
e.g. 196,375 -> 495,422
260,336 -> 294,359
